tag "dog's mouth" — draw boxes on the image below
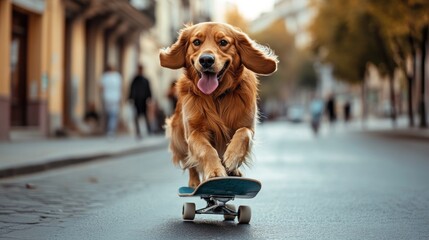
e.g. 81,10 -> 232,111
197,61 -> 230,95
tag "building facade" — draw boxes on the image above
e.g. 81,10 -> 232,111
0,0 -> 154,140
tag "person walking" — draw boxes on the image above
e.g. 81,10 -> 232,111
344,100 -> 352,123
129,65 -> 152,139
100,65 -> 122,137
310,95 -> 324,136
325,94 -> 337,124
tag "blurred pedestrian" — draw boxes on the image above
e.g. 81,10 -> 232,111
325,94 -> 337,124
166,79 -> 178,114
100,65 -> 122,137
344,100 -> 351,123
310,95 -> 324,135
129,64 -> 152,139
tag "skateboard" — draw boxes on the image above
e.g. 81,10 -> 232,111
178,177 -> 261,224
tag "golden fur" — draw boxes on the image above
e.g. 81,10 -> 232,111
160,22 -> 278,188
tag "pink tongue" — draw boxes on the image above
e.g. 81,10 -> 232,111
197,72 -> 218,95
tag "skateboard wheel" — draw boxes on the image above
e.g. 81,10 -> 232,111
224,204 -> 236,221
238,205 -> 251,224
182,203 -> 195,220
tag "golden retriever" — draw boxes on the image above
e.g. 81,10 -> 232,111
160,22 -> 278,188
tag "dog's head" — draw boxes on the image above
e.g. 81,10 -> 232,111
160,22 -> 278,95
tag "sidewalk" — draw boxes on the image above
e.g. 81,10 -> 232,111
343,116 -> 429,141
0,135 -> 168,179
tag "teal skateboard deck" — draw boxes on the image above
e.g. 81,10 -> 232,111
178,177 -> 261,198
178,177 -> 262,223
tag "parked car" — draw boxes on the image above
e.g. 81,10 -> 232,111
288,105 -> 305,123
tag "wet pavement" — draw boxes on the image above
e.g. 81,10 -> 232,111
1,122 -> 428,239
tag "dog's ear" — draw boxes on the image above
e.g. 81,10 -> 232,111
234,29 -> 278,75
159,27 -> 191,69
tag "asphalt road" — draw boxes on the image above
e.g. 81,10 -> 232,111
1,122 -> 429,240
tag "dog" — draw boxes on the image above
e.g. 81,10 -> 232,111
160,22 -> 278,188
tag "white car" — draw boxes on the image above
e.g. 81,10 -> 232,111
288,105 -> 305,123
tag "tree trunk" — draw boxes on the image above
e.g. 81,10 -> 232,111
407,74 -> 414,126
407,34 -> 416,127
388,72 -> 397,126
419,25 -> 428,128
361,77 -> 367,129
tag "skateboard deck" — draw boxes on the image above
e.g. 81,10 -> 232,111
178,177 -> 261,198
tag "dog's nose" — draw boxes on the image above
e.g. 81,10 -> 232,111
199,54 -> 215,69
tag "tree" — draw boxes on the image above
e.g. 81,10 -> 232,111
309,0 -> 398,124
297,58 -> 318,91
363,0 -> 429,127
420,25 -> 428,128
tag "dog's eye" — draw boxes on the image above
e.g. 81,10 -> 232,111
220,39 -> 228,47
193,39 -> 201,46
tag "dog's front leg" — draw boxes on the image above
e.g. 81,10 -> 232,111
188,131 -> 227,180
223,127 -> 253,175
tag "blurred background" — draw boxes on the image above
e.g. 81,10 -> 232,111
0,0 -> 428,140
1,1 -> 429,238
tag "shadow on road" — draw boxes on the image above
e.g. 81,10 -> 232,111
147,219 -> 253,239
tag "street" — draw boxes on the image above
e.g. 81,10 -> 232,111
1,122 -> 429,240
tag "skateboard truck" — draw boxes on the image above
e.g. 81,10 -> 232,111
196,196 -> 235,215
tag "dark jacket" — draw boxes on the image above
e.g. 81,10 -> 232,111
326,98 -> 337,122
129,75 -> 152,114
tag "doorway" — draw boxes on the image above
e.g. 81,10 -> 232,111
10,10 -> 28,126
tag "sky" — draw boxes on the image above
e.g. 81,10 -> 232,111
215,0 -> 277,21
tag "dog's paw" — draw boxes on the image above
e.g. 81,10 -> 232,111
222,150 -> 244,174
229,169 -> 243,177
204,166 -> 227,180
188,178 -> 200,188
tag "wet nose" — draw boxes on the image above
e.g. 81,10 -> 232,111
199,54 -> 215,69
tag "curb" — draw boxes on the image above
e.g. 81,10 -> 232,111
362,130 -> 429,142
0,140 -> 168,179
